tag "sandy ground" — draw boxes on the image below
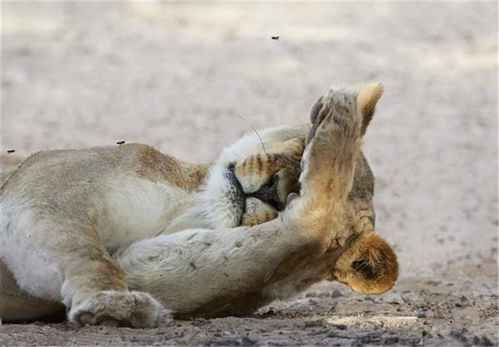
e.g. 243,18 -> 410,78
1,2 -> 497,346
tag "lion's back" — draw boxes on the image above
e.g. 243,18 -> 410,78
1,144 -> 160,196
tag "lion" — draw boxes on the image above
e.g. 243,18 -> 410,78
0,83 -> 398,327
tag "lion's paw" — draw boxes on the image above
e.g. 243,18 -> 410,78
69,290 -> 170,328
297,88 -> 363,202
306,93 -> 359,146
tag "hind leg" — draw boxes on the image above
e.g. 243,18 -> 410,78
62,244 -> 169,327
1,209 -> 169,327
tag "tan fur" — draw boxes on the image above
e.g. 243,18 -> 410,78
358,82 -> 384,135
330,231 -> 398,295
136,145 -> 209,191
0,126 -> 308,324
117,83 -> 398,318
0,82 -> 398,326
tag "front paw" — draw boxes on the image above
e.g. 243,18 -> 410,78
299,88 -> 362,196
69,290 -> 170,328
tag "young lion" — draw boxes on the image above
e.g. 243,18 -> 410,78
0,83 -> 397,327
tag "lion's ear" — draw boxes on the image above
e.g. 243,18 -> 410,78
333,231 -> 398,295
357,83 -> 383,135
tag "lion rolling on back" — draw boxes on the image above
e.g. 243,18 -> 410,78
0,83 -> 398,327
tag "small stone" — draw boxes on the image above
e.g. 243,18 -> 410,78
97,326 -> 108,333
455,296 -> 470,308
482,336 -> 494,346
422,330 -> 433,338
383,293 -> 404,305
241,336 -> 256,345
384,336 -> 400,344
304,319 -> 323,328
331,289 -> 343,298
417,310 -> 427,318
332,324 -> 348,330
473,335 -> 494,346
424,280 -> 440,286
450,326 -> 468,342
260,308 -> 274,318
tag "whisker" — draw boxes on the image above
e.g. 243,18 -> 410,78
231,114 -> 268,155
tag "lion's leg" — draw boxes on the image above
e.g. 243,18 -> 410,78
119,89 -> 365,316
285,89 -> 363,249
61,243 -> 167,327
300,90 -> 362,203
55,225 -> 170,327
0,208 -> 169,327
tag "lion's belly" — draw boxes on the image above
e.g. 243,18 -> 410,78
96,176 -> 197,250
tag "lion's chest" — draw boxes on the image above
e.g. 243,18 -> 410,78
96,176 -> 195,250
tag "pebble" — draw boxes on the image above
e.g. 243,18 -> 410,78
384,336 -> 400,344
331,324 -> 348,330
450,326 -> 469,342
455,295 -> 470,307
416,310 -> 427,318
304,319 -> 324,328
331,290 -> 343,298
241,336 -> 257,345
473,335 -> 493,346
383,293 -> 404,305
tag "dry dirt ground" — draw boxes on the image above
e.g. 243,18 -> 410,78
1,2 -> 497,346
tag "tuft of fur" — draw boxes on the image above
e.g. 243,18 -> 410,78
331,231 -> 399,295
357,82 -> 384,135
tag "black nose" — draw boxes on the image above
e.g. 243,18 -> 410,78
250,175 -> 284,211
